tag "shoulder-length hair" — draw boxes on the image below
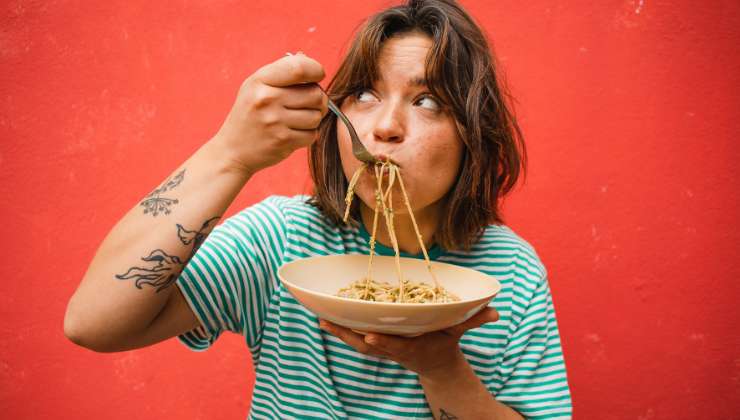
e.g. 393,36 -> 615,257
308,0 -> 526,251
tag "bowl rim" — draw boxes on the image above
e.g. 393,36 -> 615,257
277,254 -> 502,308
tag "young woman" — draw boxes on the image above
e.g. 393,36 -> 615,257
65,1 -> 572,418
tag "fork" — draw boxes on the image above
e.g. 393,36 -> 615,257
315,84 -> 377,165
284,51 -> 376,165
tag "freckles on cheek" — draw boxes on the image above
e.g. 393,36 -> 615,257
439,138 -> 464,169
421,144 -> 463,190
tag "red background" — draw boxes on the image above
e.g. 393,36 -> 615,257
1,1 -> 739,419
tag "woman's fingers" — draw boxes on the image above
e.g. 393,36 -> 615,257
282,108 -> 325,131
363,333 -> 412,356
319,320 -> 388,357
319,310 -> 500,360
281,83 -> 328,112
256,54 -> 325,87
285,128 -> 319,147
445,307 -> 500,337
211,53 -> 328,175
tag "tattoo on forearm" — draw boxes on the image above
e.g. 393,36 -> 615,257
175,216 -> 221,256
438,409 -> 458,420
115,249 -> 184,292
140,169 -> 185,216
115,216 -> 220,292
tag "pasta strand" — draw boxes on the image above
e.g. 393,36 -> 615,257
338,160 -> 459,303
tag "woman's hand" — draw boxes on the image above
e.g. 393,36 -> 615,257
210,52 -> 328,176
319,307 -> 500,380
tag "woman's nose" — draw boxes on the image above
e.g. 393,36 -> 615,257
371,100 -> 405,143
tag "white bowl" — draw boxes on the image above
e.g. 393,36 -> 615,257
278,254 -> 501,336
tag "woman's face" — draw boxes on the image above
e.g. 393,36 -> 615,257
337,32 -> 464,219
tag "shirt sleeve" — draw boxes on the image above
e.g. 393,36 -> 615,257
175,196 -> 288,352
494,268 -> 573,419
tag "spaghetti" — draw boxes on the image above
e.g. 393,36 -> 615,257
337,160 -> 459,303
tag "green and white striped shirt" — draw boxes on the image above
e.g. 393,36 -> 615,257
176,195 -> 572,419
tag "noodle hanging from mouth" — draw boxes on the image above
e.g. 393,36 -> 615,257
336,160 -> 459,303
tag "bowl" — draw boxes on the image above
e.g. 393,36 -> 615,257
278,254 -> 501,336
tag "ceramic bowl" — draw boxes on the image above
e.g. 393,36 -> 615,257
278,254 -> 501,336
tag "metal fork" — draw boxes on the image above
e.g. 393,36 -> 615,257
284,51 -> 376,164
316,84 -> 377,165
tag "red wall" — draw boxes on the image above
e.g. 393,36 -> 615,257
1,1 -> 738,418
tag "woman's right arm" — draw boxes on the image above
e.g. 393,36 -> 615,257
64,53 -> 328,352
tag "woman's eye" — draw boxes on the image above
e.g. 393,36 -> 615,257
356,90 -> 379,103
416,95 -> 441,111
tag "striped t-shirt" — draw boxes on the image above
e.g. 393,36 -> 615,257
175,195 -> 572,419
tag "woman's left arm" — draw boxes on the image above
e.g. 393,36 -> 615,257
319,307 -> 523,420
418,349 -> 522,419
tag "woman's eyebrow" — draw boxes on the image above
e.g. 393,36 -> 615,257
407,76 -> 427,87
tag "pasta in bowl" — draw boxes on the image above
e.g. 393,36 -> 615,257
279,159 -> 500,335
278,254 -> 501,336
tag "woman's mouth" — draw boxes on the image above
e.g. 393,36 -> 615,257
365,164 -> 389,178
373,153 -> 400,167
362,154 -> 402,180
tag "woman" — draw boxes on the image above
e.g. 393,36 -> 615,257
65,0 -> 572,418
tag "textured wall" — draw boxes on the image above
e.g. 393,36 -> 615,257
1,1 -> 738,419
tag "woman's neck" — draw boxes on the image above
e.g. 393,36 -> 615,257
359,200 -> 441,255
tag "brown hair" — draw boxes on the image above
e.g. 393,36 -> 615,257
308,0 -> 526,251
